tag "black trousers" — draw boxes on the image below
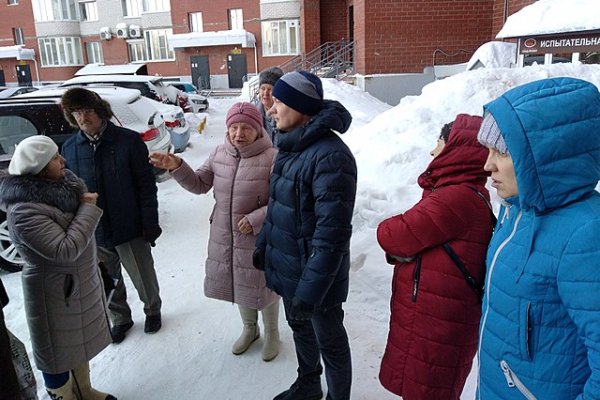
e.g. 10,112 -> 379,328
0,309 -> 21,400
283,298 -> 352,400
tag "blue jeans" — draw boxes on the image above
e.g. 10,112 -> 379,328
283,298 -> 352,400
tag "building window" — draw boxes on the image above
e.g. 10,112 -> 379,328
79,1 -> 98,21
142,0 -> 168,13
13,27 -> 24,45
144,29 -> 174,60
189,12 -> 203,32
8,0 -> 18,5
128,40 -> 146,62
32,0 -> 77,21
262,19 -> 300,56
86,41 -> 103,63
38,37 -> 83,66
228,8 -> 243,30
121,0 -> 140,17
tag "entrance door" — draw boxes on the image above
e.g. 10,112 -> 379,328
15,64 -> 32,86
191,55 -> 210,90
0,69 -> 5,86
227,54 -> 246,89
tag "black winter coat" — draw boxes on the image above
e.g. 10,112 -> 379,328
256,100 -> 357,307
62,121 -> 159,247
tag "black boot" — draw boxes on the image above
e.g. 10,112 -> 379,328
273,379 -> 323,400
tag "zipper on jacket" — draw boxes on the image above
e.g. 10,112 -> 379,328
477,209 -> 523,398
64,274 -> 74,307
411,256 -> 422,302
229,149 -> 241,303
525,302 -> 532,360
500,360 -> 537,400
294,178 -> 302,230
257,195 -> 261,208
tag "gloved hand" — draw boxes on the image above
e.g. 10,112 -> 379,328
289,297 -> 315,321
252,248 -> 265,271
143,225 -> 162,247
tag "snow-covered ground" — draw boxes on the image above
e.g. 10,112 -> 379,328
3,60 -> 600,399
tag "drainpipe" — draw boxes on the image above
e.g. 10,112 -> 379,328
503,0 -> 509,23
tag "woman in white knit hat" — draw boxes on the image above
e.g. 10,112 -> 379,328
0,135 -> 117,400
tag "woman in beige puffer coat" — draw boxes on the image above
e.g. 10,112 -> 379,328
150,102 -> 280,361
0,135 -> 115,400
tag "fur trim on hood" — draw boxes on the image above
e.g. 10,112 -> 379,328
0,169 -> 86,213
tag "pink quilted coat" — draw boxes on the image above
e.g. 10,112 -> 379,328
171,131 -> 279,309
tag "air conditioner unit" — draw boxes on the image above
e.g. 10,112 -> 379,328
99,27 -> 111,40
128,25 -> 142,38
116,23 -> 129,39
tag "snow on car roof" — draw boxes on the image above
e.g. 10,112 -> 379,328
18,85 -> 143,103
61,74 -> 164,86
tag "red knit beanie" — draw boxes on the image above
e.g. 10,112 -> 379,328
226,102 -> 263,134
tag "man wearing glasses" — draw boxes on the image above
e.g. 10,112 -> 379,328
61,87 -> 163,344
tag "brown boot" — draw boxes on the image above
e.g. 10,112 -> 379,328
71,362 -> 117,400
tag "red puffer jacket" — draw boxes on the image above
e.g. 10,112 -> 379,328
377,114 -> 493,400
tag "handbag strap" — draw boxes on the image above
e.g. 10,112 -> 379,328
442,243 -> 483,302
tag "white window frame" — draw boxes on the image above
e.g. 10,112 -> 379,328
189,11 -> 203,32
38,36 -> 83,66
128,40 -> 146,62
32,0 -> 77,21
8,0 -> 19,5
142,0 -> 168,13
262,19 -> 300,56
79,1 -> 98,21
143,29 -> 174,61
229,8 -> 243,30
86,41 -> 103,63
121,0 -> 140,17
13,27 -> 24,45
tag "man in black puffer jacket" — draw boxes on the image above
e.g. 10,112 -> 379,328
61,88 -> 163,344
254,71 -> 357,400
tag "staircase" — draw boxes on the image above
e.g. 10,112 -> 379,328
250,40 -> 355,102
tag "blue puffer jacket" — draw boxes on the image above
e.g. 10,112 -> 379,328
477,78 -> 600,400
256,100 -> 357,307
62,122 -> 159,247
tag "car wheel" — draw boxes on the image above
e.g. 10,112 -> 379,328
0,214 -> 24,273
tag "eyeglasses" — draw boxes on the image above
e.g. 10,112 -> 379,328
71,109 -> 95,118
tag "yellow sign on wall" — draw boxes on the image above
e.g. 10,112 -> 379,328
231,47 -> 242,55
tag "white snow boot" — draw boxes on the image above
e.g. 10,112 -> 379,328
261,300 -> 280,362
71,362 -> 117,400
232,305 -> 260,355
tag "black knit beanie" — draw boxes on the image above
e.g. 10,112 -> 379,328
272,71 -> 323,116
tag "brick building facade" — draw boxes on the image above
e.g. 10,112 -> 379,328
0,0 -> 536,86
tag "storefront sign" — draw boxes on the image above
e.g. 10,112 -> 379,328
518,31 -> 600,54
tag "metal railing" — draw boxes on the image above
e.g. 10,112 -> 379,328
249,40 -> 355,102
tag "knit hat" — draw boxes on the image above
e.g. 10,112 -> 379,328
259,67 -> 284,87
8,135 -> 59,176
477,111 -> 509,154
226,102 -> 263,134
272,71 -> 323,116
61,87 -> 114,128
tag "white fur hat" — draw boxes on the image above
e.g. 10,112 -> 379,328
8,135 -> 59,176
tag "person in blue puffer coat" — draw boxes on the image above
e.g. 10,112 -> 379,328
254,71 -> 357,400
476,77 -> 600,400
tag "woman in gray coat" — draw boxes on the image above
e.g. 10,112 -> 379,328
0,135 -> 116,400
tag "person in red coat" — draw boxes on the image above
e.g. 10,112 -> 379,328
377,113 -> 494,400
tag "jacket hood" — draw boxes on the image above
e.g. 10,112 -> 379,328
0,169 -> 86,213
277,99 -> 352,152
485,77 -> 600,213
419,114 -> 489,189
